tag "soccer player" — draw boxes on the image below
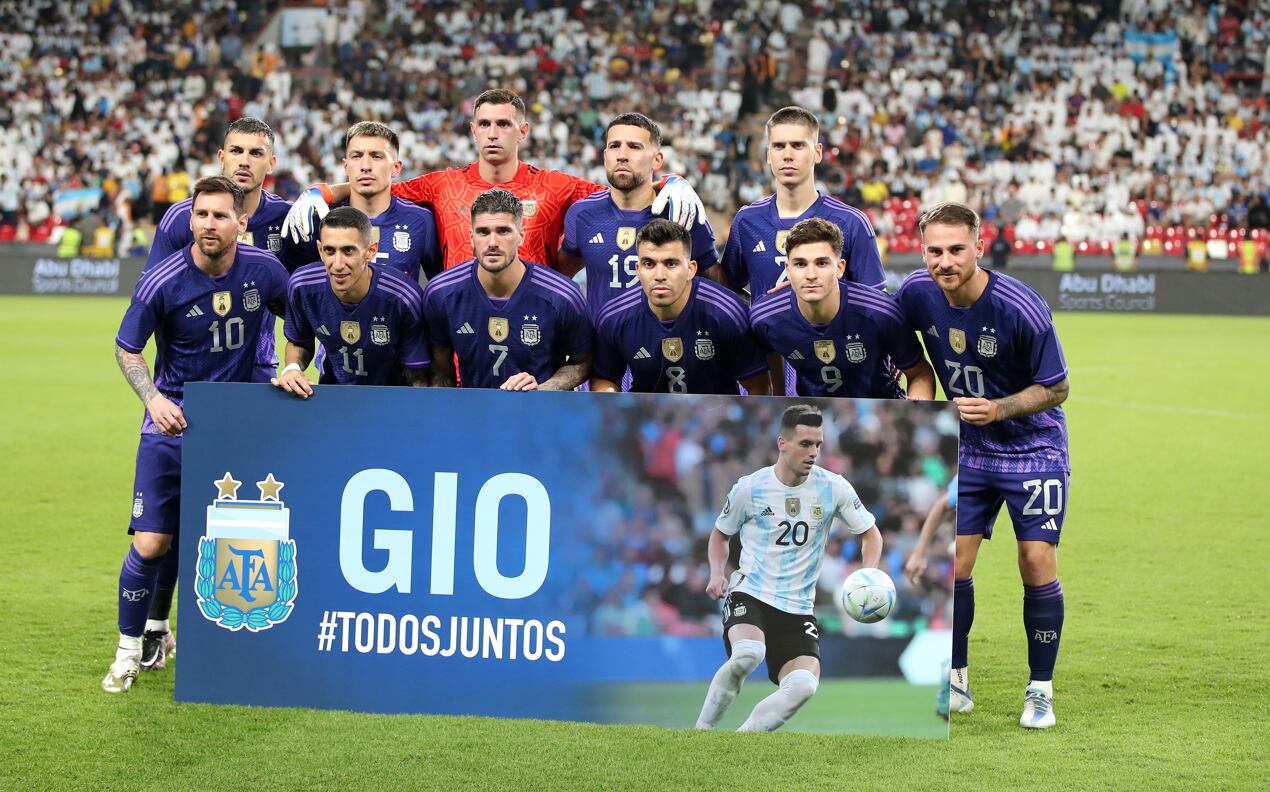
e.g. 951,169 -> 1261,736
103,176 -> 289,692
905,475 -> 958,721
721,105 -> 885,296
558,113 -> 719,317
695,405 -> 882,732
590,219 -> 769,395
282,89 -> 705,272
337,121 -> 442,283
897,201 -> 1071,729
422,189 -> 591,390
273,207 -> 429,396
137,118 -> 306,667
750,218 -> 935,399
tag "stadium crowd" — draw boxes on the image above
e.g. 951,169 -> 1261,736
2,0 -> 1268,257
576,396 -> 957,638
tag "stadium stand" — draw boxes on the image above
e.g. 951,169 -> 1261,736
2,0 -> 1266,260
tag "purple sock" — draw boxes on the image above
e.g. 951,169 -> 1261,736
147,545 -> 180,622
953,577 -> 974,668
1023,580 -> 1064,682
118,546 -> 164,637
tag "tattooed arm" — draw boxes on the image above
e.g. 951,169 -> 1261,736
116,345 -> 186,435
955,378 -> 1070,426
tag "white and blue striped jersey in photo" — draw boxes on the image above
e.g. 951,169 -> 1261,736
715,465 -> 875,615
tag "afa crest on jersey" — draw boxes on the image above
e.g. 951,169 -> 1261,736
978,334 -> 997,357
341,321 -> 361,344
132,492 -> 144,519
243,288 -> 260,312
267,232 -> 282,253
775,230 -> 789,254
213,291 -> 232,317
521,323 -> 540,346
811,505 -> 824,521
617,226 -> 637,251
371,324 -> 390,346
695,338 -> 715,360
846,341 -> 867,364
195,473 -> 297,633
814,339 -> 836,364
662,337 -> 684,362
489,317 -> 509,342
522,199 -> 539,218
393,230 -> 412,253
949,328 -> 966,354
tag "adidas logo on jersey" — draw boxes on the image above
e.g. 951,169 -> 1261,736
926,325 -> 938,337
456,322 -> 475,335
1040,518 -> 1059,532
753,240 -> 767,253
316,325 -> 330,336
759,506 -> 775,516
634,347 -> 651,360
788,350 -> 804,360
185,305 -> 204,318
589,232 -> 604,244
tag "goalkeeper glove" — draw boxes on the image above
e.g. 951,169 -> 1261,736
281,184 -> 334,244
651,174 -> 706,230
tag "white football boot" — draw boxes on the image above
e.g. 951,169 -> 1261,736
1020,686 -> 1056,729
949,666 -> 974,713
102,654 -> 140,693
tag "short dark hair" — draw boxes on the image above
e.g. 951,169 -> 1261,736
637,218 -> 691,256
604,112 -> 662,148
765,106 -> 819,138
192,175 -> 245,215
918,202 -> 981,238
470,188 -> 523,223
780,404 -> 823,434
785,217 -> 843,257
321,206 -> 374,246
344,121 -> 399,153
225,117 -> 275,149
473,88 -> 527,120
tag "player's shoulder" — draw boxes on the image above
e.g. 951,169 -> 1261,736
237,244 -> 286,273
845,281 -> 905,322
732,196 -> 772,226
811,465 -> 856,494
694,279 -> 749,327
528,263 -> 587,307
594,286 -> 646,329
260,190 -> 293,212
564,188 -> 611,220
897,268 -> 937,299
731,465 -> 773,494
135,250 -> 188,300
749,290 -> 794,326
819,194 -> 875,232
374,266 -> 425,308
422,259 -> 474,297
987,271 -> 1055,332
156,198 -> 194,236
287,261 -> 328,295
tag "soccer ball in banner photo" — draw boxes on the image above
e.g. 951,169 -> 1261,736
840,568 -> 896,624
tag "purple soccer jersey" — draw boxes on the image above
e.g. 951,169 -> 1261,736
117,245 -> 288,434
422,261 -> 592,389
306,197 -> 442,283
561,190 -> 719,317
721,193 -> 886,296
593,278 -> 766,394
284,263 -> 430,386
897,268 -> 1070,473
749,281 -> 924,399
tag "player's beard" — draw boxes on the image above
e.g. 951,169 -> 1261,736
197,234 -> 233,261
607,170 -> 648,194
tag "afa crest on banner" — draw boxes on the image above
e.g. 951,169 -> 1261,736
195,472 -> 297,632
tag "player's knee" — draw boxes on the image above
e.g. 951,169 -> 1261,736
132,532 -> 172,559
730,639 -> 766,675
780,668 -> 819,705
1018,542 -> 1057,580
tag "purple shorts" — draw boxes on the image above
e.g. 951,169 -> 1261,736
127,433 -> 182,535
955,466 -> 1068,544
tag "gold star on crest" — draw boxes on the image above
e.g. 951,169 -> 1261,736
256,473 -> 284,501
214,472 -> 242,499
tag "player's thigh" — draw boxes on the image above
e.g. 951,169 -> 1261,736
763,608 -> 821,686
952,467 -> 1006,541
128,434 -> 182,544
722,592 -> 768,655
776,654 -> 821,683
998,471 -> 1069,544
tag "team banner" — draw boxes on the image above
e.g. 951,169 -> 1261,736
177,384 -> 954,737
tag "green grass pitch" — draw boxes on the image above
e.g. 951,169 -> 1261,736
0,297 -> 1266,791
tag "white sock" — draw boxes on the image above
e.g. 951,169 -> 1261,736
116,633 -> 142,663
145,618 -> 170,634
695,639 -> 765,729
737,669 -> 819,732
1028,680 -> 1053,697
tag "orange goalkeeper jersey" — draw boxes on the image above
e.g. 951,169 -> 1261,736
391,162 -> 603,271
